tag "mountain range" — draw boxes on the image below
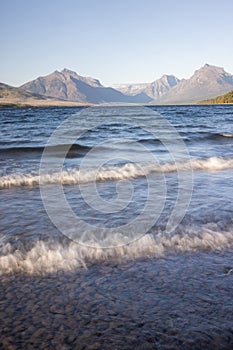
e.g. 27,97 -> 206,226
114,64 -> 233,104
113,74 -> 180,101
1,64 -> 233,106
21,69 -> 151,104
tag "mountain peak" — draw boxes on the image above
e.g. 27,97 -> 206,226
202,63 -> 223,69
191,64 -> 227,81
59,68 -> 102,87
159,74 -> 180,86
61,68 -> 79,76
197,63 -> 224,72
159,64 -> 233,104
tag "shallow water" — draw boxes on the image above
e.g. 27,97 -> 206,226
0,105 -> 233,348
1,251 -> 233,349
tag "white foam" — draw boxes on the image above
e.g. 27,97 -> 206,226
220,133 -> 233,138
1,157 -> 233,189
0,224 -> 233,275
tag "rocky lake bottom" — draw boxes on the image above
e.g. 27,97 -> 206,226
1,250 -> 233,350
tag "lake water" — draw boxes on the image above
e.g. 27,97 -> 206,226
0,105 -> 233,349
0,105 -> 233,273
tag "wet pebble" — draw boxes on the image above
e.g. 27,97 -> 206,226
86,343 -> 101,350
167,328 -> 181,335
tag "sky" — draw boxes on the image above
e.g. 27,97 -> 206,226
1,0 -> 233,87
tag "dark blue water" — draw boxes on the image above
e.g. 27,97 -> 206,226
0,105 -> 233,274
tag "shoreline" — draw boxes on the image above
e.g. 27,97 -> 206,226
0,101 -> 91,108
1,101 -> 233,108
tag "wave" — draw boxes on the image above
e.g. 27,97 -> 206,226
137,132 -> 233,144
0,156 -> 233,188
1,132 -> 232,157
207,133 -> 233,141
138,138 -> 162,145
219,133 -> 233,138
176,132 -> 233,143
0,143 -> 91,157
0,223 -> 232,275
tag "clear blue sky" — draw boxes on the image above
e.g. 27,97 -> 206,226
1,0 -> 233,87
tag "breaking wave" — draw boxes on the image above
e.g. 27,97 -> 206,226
219,133 -> 233,138
0,156 -> 233,189
207,133 -> 233,142
0,223 -> 233,275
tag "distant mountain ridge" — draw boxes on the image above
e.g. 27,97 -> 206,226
21,69 -> 152,104
0,82 -> 87,107
114,75 -> 180,101
1,64 -> 233,105
0,82 -> 44,101
114,64 -> 233,104
158,64 -> 233,104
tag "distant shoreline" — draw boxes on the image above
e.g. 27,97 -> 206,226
0,101 -> 91,108
1,102 -> 233,108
